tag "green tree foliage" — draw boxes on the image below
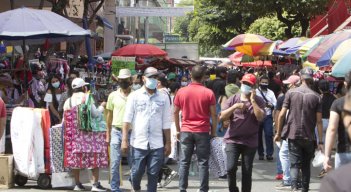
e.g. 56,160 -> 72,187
246,16 -> 302,41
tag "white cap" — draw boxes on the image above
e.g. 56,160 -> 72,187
118,69 -> 132,79
72,78 -> 89,89
96,56 -> 104,63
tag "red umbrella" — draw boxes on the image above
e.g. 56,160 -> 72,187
111,44 -> 167,57
242,60 -> 272,68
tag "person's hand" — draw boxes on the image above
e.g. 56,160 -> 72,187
323,156 -> 332,172
274,134 -> 281,142
105,132 -> 110,144
164,142 -> 171,156
234,103 -> 247,112
121,140 -> 129,155
250,89 -> 256,102
176,132 -> 181,141
100,102 -> 107,108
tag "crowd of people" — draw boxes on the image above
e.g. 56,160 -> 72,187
1,57 -> 351,192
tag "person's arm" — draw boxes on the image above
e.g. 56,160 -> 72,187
174,105 -> 181,140
106,110 -> 113,143
323,111 -> 339,171
210,104 -> 217,137
274,107 -> 288,142
162,94 -> 172,156
316,112 -> 324,151
121,122 -> 131,154
274,109 -> 281,131
251,90 -> 265,122
121,93 -> 135,154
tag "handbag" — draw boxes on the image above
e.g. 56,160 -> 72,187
258,88 -> 274,111
77,94 -> 92,132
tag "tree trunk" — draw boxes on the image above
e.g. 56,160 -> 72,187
10,0 -> 14,9
284,26 -> 294,39
300,18 -> 309,37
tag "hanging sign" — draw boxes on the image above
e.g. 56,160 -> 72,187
111,56 -> 136,76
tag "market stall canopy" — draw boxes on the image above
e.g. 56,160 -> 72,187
241,60 -> 272,68
223,34 -> 272,56
257,40 -> 282,56
0,7 -> 91,45
278,37 -> 308,50
285,37 -> 323,55
229,52 -> 254,64
332,49 -> 351,77
307,31 -> 351,64
316,38 -> 351,67
111,44 -> 167,57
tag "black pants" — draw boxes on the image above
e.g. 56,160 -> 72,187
288,139 -> 315,192
226,143 -> 256,192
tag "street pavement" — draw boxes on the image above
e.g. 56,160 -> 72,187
2,154 -> 322,192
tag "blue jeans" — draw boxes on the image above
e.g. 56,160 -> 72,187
110,128 -> 122,192
179,132 -> 210,192
130,146 -> 164,192
276,146 -> 283,174
279,140 -> 291,184
335,152 -> 351,168
258,115 -> 274,157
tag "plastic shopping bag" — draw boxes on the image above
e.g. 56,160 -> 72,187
51,172 -> 75,188
312,150 -> 324,167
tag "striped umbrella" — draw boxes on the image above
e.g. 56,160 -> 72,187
257,40 -> 283,56
278,37 -> 309,50
331,49 -> 351,77
228,52 -> 254,65
307,31 -> 351,64
316,39 -> 351,67
223,34 -> 272,56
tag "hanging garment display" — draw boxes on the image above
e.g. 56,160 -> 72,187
209,137 -> 227,178
50,124 -> 68,173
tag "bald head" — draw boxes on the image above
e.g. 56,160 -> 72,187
191,65 -> 206,82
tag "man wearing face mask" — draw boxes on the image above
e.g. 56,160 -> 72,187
122,67 -> 172,192
131,74 -> 142,91
256,75 -> 277,161
220,73 -> 266,192
105,69 -> 132,192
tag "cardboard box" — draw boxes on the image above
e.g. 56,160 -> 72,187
0,155 -> 13,188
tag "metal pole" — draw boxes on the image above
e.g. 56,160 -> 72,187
83,17 -> 94,72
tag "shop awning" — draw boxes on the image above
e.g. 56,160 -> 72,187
334,16 -> 351,32
312,24 -> 328,37
96,15 -> 113,30
116,7 -> 194,17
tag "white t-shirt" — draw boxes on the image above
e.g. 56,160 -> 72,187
44,93 -> 62,108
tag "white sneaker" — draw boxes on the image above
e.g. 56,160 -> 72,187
163,171 -> 178,187
91,182 -> 107,192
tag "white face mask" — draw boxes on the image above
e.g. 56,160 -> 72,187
132,84 -> 142,90
181,82 -> 188,87
145,77 -> 158,90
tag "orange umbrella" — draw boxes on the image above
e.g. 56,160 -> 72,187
223,34 -> 272,56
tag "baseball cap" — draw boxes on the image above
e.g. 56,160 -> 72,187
143,67 -> 160,78
72,78 -> 89,89
241,73 -> 256,86
96,56 -> 104,63
283,75 -> 300,85
300,67 -> 314,79
167,72 -> 176,80
118,69 -> 132,79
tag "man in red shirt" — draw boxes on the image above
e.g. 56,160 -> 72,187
0,98 -> 6,154
174,65 -> 217,192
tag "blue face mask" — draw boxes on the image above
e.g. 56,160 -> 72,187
52,82 -> 60,89
240,84 -> 252,95
145,77 -> 157,90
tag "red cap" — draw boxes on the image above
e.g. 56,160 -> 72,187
241,74 -> 256,86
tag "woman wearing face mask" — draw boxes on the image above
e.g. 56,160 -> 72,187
180,76 -> 189,87
44,74 -> 62,125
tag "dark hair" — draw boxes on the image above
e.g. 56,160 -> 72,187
227,70 -> 238,84
260,75 -> 269,82
69,70 -> 80,78
268,71 -> 275,79
336,82 -> 344,95
318,79 -> 329,93
158,77 -> 169,88
47,74 -> 61,109
191,65 -> 206,82
169,82 -> 180,94
66,78 -> 74,97
345,71 -> 351,91
215,67 -> 227,77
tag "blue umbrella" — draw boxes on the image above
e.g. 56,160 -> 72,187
332,49 -> 351,78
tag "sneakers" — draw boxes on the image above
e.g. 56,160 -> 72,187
91,182 -> 107,192
275,182 -> 291,190
163,171 -> 178,187
74,183 -> 86,191
317,169 -> 327,178
218,174 -> 228,180
259,156 -> 265,160
157,182 -> 163,188
275,173 -> 283,180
